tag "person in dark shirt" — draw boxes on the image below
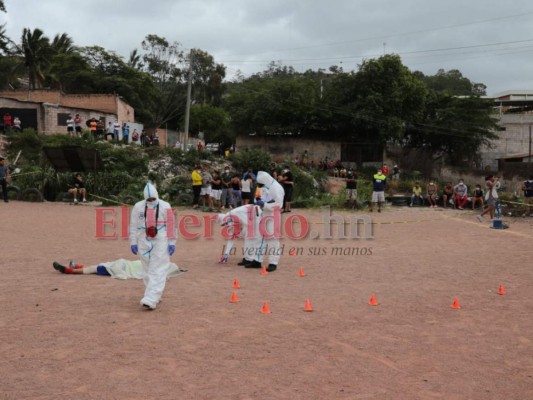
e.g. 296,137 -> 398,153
345,170 -> 358,208
278,166 -> 294,213
210,170 -> 223,211
0,156 -> 11,202
471,184 -> 484,210
68,173 -> 87,203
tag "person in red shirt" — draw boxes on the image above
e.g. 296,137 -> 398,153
381,163 -> 390,177
3,113 -> 13,132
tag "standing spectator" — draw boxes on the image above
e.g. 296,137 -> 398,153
409,182 -> 424,207
477,176 -> 497,222
278,165 -> 294,213
74,114 -> 83,137
231,174 -> 242,208
106,121 -> 114,141
369,167 -> 387,212
122,124 -> 129,144
426,181 -> 438,208
197,141 -> 203,151
392,164 -> 400,180
454,179 -> 468,209
13,116 -> 21,132
270,163 -> 278,180
96,119 -> 105,140
122,125 -> 132,144
240,171 -> 253,205
89,118 -> 97,140
382,163 -> 390,177
3,113 -> 12,132
66,115 -> 75,137
221,166 -> 233,209
68,173 -> 87,203
129,183 -> 176,310
471,184 -> 484,210
521,175 -> 533,217
200,167 -> 214,211
0,156 -> 10,203
442,182 -> 454,208
210,170 -> 222,211
191,164 -> 203,209
345,170 -> 358,208
113,120 -> 120,142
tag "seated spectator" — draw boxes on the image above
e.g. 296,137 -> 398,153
68,173 -> 87,203
472,184 -> 484,210
454,179 -> 468,209
426,181 -> 438,208
410,181 -> 424,207
442,182 -> 454,208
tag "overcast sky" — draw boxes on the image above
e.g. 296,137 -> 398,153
2,0 -> 533,96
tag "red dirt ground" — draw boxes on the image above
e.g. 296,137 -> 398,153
1,202 -> 532,399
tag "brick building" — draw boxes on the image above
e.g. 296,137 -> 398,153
0,90 -> 134,135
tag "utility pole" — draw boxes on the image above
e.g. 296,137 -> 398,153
183,50 -> 194,151
529,124 -> 531,163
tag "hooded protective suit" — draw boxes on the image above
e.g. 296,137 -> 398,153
129,183 -> 176,309
255,171 -> 284,267
216,204 -> 262,263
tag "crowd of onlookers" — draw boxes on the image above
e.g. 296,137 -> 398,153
190,163 -> 294,213
342,162 -> 533,217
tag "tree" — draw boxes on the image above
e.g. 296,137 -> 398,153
405,93 -> 498,165
190,49 -> 226,106
21,28 -> 53,89
138,34 -> 187,129
188,104 -> 230,142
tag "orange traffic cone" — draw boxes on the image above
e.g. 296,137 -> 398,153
232,277 -> 240,289
304,299 -> 313,312
298,267 -> 306,277
497,284 -> 506,295
260,266 -> 268,275
229,291 -> 239,303
451,297 -> 461,309
260,301 -> 272,313
368,293 -> 378,306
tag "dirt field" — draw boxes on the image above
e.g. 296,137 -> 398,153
1,201 -> 532,400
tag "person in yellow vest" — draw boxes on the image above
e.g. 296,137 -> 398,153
191,164 -> 203,209
369,167 -> 387,212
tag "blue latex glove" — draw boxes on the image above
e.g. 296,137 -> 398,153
255,199 -> 265,207
131,245 -> 138,255
168,245 -> 175,256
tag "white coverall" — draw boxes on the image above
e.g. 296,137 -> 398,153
256,171 -> 285,266
217,204 -> 262,263
129,183 -> 176,309
85,259 -> 184,280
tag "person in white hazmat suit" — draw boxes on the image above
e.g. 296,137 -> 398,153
216,204 -> 262,268
129,182 -> 176,310
255,171 -> 284,272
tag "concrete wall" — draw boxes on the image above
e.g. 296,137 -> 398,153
41,103 -> 116,135
480,113 -> 533,169
236,135 -> 341,163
